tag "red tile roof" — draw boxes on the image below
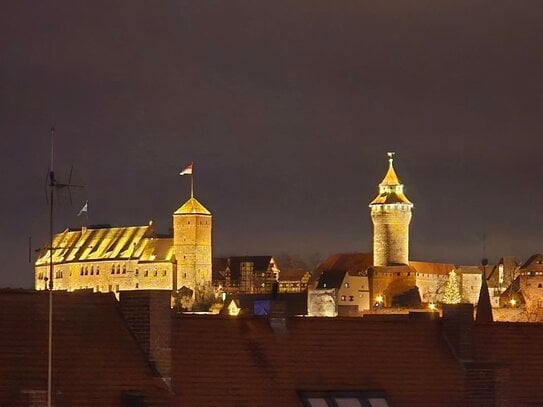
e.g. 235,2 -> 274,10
474,322 -> 543,406
0,289 -> 171,405
172,315 -> 465,406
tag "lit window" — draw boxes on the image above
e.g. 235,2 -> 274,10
344,282 -> 350,288
341,295 -> 346,301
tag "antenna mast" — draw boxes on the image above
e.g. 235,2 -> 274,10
47,126 -> 55,407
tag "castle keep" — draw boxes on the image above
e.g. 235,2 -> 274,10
369,152 -> 413,266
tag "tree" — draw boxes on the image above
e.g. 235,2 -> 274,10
442,270 -> 462,304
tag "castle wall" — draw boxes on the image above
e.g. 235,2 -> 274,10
35,260 -> 173,294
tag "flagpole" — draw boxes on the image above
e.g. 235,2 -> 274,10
190,162 -> 194,198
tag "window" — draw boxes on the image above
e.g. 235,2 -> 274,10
154,270 -> 158,277
96,266 -> 100,275
349,295 -> 354,302
90,266 -> 94,275
122,265 -> 126,274
538,283 -> 542,289
341,295 -> 346,301
116,265 -> 121,274
144,270 -> 149,277
344,282 -> 350,288
163,270 -> 167,276
135,283 -> 139,288
111,265 -> 115,274
300,392 -> 389,407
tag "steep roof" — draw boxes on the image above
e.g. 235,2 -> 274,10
369,152 -> 413,206
172,315 -> 465,406
311,253 -> 373,288
520,253 -> 543,271
278,269 -> 310,282
174,197 -> 211,215
0,290 -> 171,405
316,269 -> 347,289
35,225 -> 174,265
411,261 -> 454,275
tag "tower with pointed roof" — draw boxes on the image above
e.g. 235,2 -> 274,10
369,152 -> 413,266
173,194 -> 212,303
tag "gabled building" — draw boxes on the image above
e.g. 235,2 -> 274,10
500,254 -> 543,318
213,256 -> 280,294
277,268 -> 311,293
309,269 -> 370,316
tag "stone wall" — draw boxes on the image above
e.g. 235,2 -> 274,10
371,207 -> 411,266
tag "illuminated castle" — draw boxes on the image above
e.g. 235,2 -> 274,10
369,152 -> 413,266
35,193 -> 212,303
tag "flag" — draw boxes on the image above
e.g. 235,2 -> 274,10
78,201 -> 88,216
180,164 -> 193,175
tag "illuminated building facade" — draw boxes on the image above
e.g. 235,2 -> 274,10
369,152 -> 413,266
35,195 -> 212,302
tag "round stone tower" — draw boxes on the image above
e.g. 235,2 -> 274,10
173,196 -> 212,301
369,152 -> 413,266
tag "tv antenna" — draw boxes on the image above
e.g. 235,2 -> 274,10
45,126 -> 84,407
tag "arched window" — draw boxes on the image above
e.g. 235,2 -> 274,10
122,265 -> 126,274
116,265 -> 121,274
111,265 -> 115,274
96,266 -> 100,275
90,266 -> 94,275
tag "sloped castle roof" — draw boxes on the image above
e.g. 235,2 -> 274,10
174,197 -> 211,215
370,152 -> 413,206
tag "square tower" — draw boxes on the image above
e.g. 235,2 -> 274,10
173,197 -> 212,303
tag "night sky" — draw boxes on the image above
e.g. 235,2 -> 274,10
2,1 -> 543,288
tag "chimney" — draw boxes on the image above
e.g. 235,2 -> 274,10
442,303 -> 474,362
119,290 -> 172,383
269,300 -> 288,335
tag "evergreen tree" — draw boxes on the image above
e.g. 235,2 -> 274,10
442,270 -> 462,304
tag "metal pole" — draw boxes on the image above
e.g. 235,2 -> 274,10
47,127 -> 55,407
